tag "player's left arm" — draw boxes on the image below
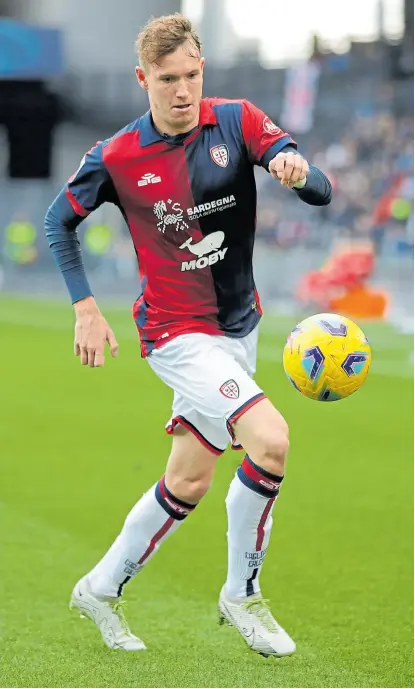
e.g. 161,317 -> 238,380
240,100 -> 332,206
45,141 -> 119,367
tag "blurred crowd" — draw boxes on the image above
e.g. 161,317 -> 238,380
256,111 -> 414,256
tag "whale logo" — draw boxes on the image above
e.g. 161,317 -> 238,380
179,231 -> 225,257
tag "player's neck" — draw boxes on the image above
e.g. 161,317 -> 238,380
151,110 -> 200,137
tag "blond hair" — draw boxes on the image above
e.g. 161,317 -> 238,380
136,13 -> 202,69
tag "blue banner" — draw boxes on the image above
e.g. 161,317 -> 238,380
0,20 -> 64,78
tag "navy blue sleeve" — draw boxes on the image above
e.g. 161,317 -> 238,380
45,190 -> 93,304
292,163 -> 332,206
268,144 -> 332,206
45,140 -> 118,304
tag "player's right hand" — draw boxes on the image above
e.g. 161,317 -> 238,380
73,297 -> 119,367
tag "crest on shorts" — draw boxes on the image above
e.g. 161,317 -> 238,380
220,379 -> 240,399
210,144 -> 229,168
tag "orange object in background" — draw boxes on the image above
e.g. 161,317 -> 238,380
329,285 -> 389,319
297,240 -> 390,319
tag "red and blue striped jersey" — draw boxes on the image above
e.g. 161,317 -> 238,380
64,98 -> 296,356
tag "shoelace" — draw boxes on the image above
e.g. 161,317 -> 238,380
110,600 -> 131,635
241,597 -> 279,633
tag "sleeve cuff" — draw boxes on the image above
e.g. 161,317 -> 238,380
260,137 -> 297,170
292,177 -> 307,189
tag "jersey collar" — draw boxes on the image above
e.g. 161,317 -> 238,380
139,99 -> 217,147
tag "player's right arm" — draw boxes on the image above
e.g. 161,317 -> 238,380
240,100 -> 332,205
45,141 -> 119,368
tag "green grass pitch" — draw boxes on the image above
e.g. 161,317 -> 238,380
1,296 -> 413,688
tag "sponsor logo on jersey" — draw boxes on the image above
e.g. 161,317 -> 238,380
187,194 -> 236,219
263,116 -> 282,136
210,144 -> 229,167
180,249 -> 228,272
219,379 -> 240,399
138,172 -> 161,186
179,230 -> 228,271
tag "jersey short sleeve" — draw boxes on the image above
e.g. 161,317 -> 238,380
240,100 -> 297,171
65,141 -> 117,217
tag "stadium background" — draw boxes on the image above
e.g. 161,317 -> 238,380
0,1 -> 413,687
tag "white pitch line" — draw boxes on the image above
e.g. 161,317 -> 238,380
1,310 -> 410,351
1,312 -> 412,379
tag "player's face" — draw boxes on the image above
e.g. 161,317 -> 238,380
136,42 -> 204,135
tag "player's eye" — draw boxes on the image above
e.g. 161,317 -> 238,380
161,76 -> 173,83
188,72 -> 198,79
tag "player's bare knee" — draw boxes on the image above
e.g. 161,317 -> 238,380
165,428 -> 219,503
166,474 -> 212,504
233,399 -> 289,474
254,422 -> 289,475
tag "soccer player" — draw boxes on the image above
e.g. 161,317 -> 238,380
45,14 -> 331,657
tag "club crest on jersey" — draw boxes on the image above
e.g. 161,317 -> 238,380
153,199 -> 189,233
263,116 -> 282,136
220,379 -> 240,399
210,144 -> 229,168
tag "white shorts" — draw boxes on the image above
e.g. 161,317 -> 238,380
147,327 -> 265,455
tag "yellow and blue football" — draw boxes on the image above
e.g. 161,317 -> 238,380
283,313 -> 372,401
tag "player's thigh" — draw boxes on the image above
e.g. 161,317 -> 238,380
165,425 -> 220,502
232,397 -> 289,475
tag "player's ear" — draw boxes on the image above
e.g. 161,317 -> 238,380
200,57 -> 205,73
135,66 -> 148,91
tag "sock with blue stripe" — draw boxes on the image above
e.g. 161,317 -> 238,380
225,454 -> 284,599
88,476 -> 196,597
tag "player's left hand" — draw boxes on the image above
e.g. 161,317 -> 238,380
269,152 -> 309,188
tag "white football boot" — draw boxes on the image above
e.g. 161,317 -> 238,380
218,586 -> 296,657
69,576 -> 146,651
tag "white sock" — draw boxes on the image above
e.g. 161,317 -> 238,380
225,455 -> 284,599
87,477 -> 196,597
